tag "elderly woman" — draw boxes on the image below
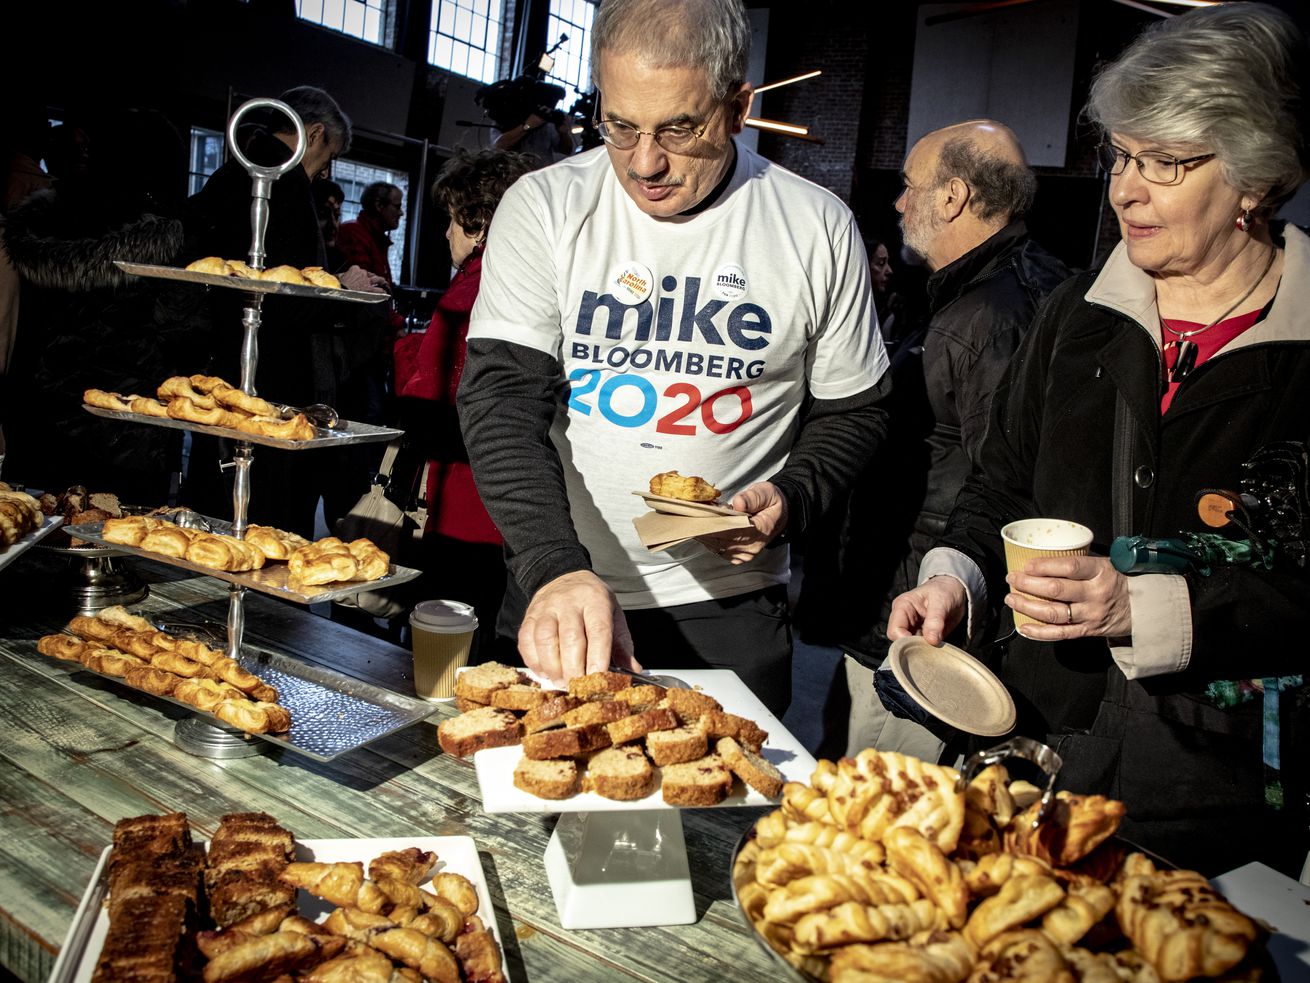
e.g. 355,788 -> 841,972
393,149 -> 532,660
889,3 -> 1309,876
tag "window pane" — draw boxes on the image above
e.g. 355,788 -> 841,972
364,7 -> 380,42
429,0 -> 502,83
344,0 -> 365,37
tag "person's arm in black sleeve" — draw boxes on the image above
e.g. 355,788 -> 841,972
770,375 -> 891,539
456,336 -> 591,599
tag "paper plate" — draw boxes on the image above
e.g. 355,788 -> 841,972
633,490 -> 742,518
886,637 -> 1016,736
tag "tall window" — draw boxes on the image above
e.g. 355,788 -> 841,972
545,0 -> 595,109
429,0 -> 503,84
296,0 -> 386,45
189,127 -> 225,197
334,160 -> 410,281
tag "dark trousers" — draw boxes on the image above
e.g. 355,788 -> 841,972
496,583 -> 794,718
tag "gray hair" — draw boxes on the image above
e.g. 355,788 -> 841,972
278,86 -> 353,156
935,138 -> 1037,223
361,181 -> 400,212
590,0 -> 750,101
1087,2 -> 1308,214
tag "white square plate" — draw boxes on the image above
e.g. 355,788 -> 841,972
48,835 -> 507,983
470,668 -> 817,813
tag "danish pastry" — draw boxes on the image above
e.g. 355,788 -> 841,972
792,898 -> 946,953
884,825 -> 969,929
102,515 -> 151,547
288,537 -> 358,585
648,470 -> 720,502
971,929 -> 1074,983
259,265 -> 310,285
963,872 -> 1066,949
301,266 -> 341,289
1005,792 -> 1126,867
141,523 -> 195,558
826,931 -> 975,983
827,749 -> 966,853
185,256 -> 232,276
345,537 -> 390,581
243,524 -> 311,561
225,260 -> 259,279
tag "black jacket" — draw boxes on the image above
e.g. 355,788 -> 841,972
839,221 -> 1068,660
940,225 -> 1310,875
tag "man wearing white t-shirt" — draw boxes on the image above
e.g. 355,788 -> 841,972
458,0 -> 890,715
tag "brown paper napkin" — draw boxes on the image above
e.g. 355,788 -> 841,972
633,510 -> 752,552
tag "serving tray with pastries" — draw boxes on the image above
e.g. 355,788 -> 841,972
33,607 -> 436,762
64,513 -> 421,605
49,811 -> 509,983
114,259 -> 390,303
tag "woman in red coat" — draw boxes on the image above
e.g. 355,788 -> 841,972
394,150 -> 532,660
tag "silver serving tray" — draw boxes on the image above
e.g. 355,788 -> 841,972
39,635 -> 436,763
83,405 -> 401,449
63,519 -> 421,605
115,261 -> 389,303
0,513 -> 64,572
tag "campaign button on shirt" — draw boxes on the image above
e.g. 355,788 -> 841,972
712,263 -> 748,300
609,261 -> 655,305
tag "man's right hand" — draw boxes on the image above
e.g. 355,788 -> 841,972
887,576 -> 967,646
518,570 -> 640,685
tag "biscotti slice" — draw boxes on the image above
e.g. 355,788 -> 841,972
513,757 -> 579,799
454,661 -> 528,704
613,684 -> 667,710
522,694 -> 582,734
455,695 -> 488,714
663,688 -> 722,724
437,706 -> 523,757
586,746 -> 655,801
646,724 -> 709,766
607,706 -> 679,745
716,736 -> 784,798
567,670 -> 632,701
661,753 -> 733,806
562,699 -> 632,728
699,709 -> 769,752
490,683 -> 556,712
522,722 -> 612,760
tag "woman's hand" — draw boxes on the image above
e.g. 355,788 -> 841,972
888,576 -> 967,646
1006,555 -> 1132,640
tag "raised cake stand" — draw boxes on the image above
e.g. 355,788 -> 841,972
473,668 -> 817,929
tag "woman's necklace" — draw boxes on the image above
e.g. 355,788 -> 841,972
1162,246 -> 1277,383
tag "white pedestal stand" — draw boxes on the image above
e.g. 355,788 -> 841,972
543,809 -> 696,930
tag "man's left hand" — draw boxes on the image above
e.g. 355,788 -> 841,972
1005,555 -> 1133,640
339,265 -> 389,293
697,481 -> 788,564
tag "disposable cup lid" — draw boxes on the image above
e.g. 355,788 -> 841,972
410,599 -> 478,631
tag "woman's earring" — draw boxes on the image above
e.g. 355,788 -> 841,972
1236,209 -> 1252,233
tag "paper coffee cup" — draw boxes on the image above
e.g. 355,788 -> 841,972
409,600 -> 478,700
1001,519 -> 1094,629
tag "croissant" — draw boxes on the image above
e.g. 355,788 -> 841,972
302,266 -> 341,289
755,841 -> 888,888
964,873 -> 1066,949
158,376 -> 218,409
884,826 -> 969,929
793,898 -> 947,953
201,930 -> 345,983
37,633 -> 89,661
301,948 -> 396,983
186,256 -> 233,276
427,872 -> 479,916
369,928 -> 460,983
408,896 -> 464,944
259,264 -> 310,285
368,848 -> 439,886
1041,881 -> 1116,946
321,906 -> 396,942
827,931 -> 975,983
124,666 -> 183,696
282,861 -> 365,908
1116,869 -> 1258,981
971,929 -> 1074,983
762,871 -> 921,925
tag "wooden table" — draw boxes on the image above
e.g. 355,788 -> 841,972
0,553 -> 779,983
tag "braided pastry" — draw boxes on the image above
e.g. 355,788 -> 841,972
762,871 -> 921,925
960,852 -> 1053,898
211,382 -> 278,418
167,396 -> 248,429
964,873 -> 1066,949
971,929 -> 1074,983
884,826 -> 969,929
827,931 -> 975,983
782,782 -> 832,825
158,375 -> 218,408
1116,868 -> 1258,981
1041,881 -> 1115,946
793,898 -> 947,953
811,757 -> 840,793
288,537 -> 358,585
128,395 -> 171,418
83,388 -> 134,413
188,374 -> 229,394
234,413 -> 316,441
756,841 -> 888,888
828,749 -> 965,853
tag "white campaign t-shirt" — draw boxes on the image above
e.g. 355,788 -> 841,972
469,143 -> 888,609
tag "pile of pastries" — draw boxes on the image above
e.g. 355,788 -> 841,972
437,664 -> 784,806
733,749 -> 1267,983
185,255 -> 341,289
36,606 -> 291,734
98,515 -> 389,587
93,810 -> 504,983
36,485 -> 124,547
0,483 -> 43,548
85,374 -> 317,440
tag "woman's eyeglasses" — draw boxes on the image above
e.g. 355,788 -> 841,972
1097,142 -> 1215,185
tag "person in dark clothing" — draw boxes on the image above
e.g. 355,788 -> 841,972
337,181 -> 402,285
183,86 -> 386,537
890,4 -> 1309,877
312,177 -> 347,273
840,120 -> 1070,759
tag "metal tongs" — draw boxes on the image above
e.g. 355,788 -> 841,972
957,736 -> 1063,831
275,402 -> 346,431
610,664 -> 692,690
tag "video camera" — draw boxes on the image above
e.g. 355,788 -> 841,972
474,75 -> 568,131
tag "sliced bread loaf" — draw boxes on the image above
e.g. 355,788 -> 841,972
522,722 -> 612,760
661,753 -> 733,806
454,661 -> 527,704
606,706 -> 679,745
437,706 -> 522,758
562,699 -> 631,728
567,671 -> 632,701
586,746 -> 654,801
699,709 -> 769,752
522,695 -> 582,734
663,688 -> 722,724
646,724 -> 708,766
716,736 -> 784,798
513,757 -> 579,799
490,683 -> 557,712
613,684 -> 667,711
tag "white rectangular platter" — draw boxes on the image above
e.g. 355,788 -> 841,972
0,513 -> 63,573
473,668 -> 817,814
49,835 -> 508,983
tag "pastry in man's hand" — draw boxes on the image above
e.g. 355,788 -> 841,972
649,470 -> 720,502
186,256 -> 232,276
259,264 -> 310,285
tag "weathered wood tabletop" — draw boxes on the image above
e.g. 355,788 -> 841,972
0,553 -> 780,983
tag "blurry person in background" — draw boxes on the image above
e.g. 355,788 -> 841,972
312,177 -> 346,272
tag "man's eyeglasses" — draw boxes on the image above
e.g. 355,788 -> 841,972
594,102 -> 719,154
1096,142 -> 1215,185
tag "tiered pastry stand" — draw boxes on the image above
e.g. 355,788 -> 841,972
472,669 -> 818,929
88,98 -> 414,759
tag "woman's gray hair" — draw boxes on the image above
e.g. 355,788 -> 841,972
1087,2 -> 1308,214
278,85 -> 353,156
590,0 -> 750,101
